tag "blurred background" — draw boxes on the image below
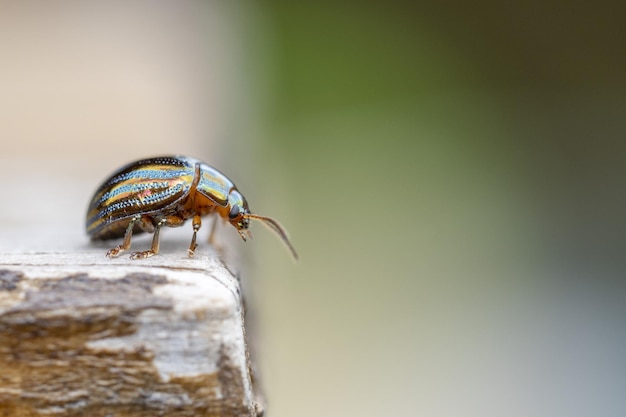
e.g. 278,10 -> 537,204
1,1 -> 625,416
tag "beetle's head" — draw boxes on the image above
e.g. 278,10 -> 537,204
226,189 -> 298,261
227,190 -> 251,235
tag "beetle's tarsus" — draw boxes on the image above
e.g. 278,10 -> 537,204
106,247 -> 124,258
129,251 -> 156,260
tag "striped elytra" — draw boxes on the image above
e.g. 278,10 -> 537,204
86,155 -> 297,260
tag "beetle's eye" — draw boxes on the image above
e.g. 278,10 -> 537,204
228,205 -> 240,219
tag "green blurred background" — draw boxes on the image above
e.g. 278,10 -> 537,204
1,1 -> 624,416
244,2 -> 626,417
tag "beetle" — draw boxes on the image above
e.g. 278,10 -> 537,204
86,155 -> 298,260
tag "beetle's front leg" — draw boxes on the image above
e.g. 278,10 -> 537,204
187,215 -> 202,257
106,215 -> 141,258
207,215 -> 222,247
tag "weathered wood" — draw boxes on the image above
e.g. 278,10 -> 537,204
0,229 -> 262,416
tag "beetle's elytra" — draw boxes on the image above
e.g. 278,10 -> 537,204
86,155 -> 297,260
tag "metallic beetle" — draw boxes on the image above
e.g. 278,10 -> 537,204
86,155 -> 297,260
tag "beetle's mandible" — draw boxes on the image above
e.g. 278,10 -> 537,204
86,155 -> 297,260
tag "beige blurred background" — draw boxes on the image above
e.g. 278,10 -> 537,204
1,1 -> 625,417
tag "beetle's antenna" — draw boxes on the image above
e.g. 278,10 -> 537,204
245,214 -> 299,261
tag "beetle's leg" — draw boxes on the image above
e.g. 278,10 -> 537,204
106,215 -> 141,258
188,215 -> 202,257
130,218 -> 167,259
207,215 -> 221,246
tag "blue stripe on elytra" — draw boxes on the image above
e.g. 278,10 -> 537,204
108,168 -> 192,185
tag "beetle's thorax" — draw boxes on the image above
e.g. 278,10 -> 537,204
186,191 -> 219,218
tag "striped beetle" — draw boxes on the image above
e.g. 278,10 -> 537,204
86,155 -> 297,260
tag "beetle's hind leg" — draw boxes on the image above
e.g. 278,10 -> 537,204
130,218 -> 167,260
106,215 -> 141,258
187,215 -> 201,257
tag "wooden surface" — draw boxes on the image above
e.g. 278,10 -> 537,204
0,160 -> 263,416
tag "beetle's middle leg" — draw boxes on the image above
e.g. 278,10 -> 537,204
130,218 -> 167,259
106,215 -> 141,258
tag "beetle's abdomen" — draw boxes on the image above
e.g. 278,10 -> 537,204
86,156 -> 197,239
